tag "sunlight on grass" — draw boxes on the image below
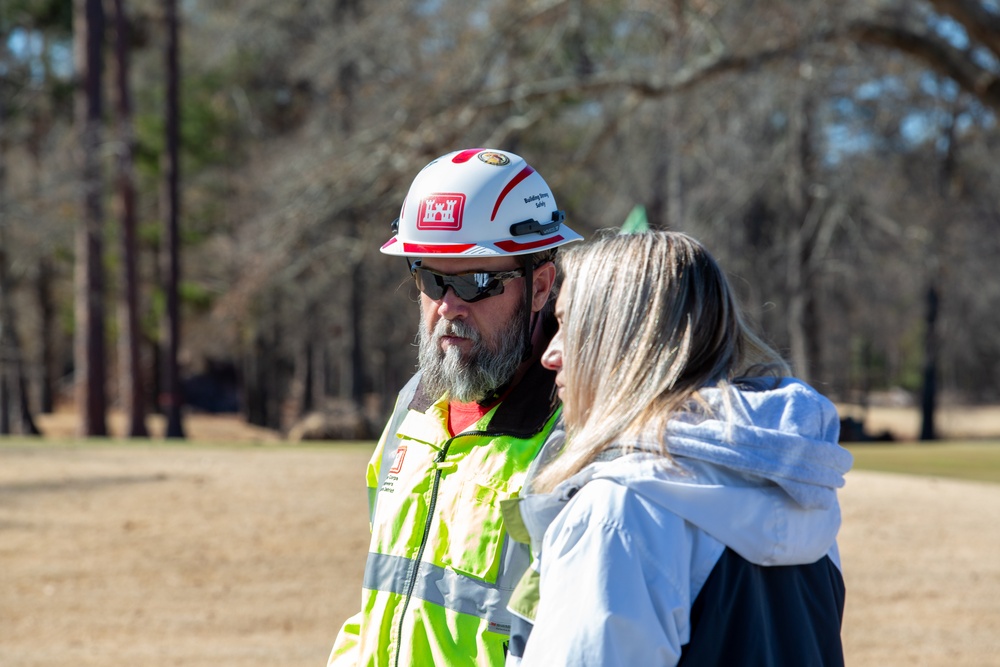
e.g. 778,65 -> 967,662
846,441 -> 1000,484
7,437 -> 1000,484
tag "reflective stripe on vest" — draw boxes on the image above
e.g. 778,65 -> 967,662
364,552 -> 512,633
355,373 -> 560,667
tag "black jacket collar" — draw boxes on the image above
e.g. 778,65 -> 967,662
409,359 -> 559,438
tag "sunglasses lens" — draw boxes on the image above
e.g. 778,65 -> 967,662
412,267 -> 511,303
452,274 -> 499,301
413,269 -> 446,300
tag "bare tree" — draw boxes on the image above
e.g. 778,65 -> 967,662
919,97 -> 962,441
35,259 -> 57,415
198,0 -> 1000,417
7,0 -> 1000,441
784,89 -> 827,384
112,0 -> 148,438
849,1 -> 1000,113
73,0 -> 108,436
0,85 -> 40,436
162,0 -> 184,438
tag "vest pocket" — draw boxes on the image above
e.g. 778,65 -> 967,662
440,479 -> 507,582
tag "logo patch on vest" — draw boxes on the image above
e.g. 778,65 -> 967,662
488,620 -> 511,634
389,445 -> 407,474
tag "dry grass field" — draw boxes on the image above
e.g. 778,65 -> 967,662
2,407 -> 999,665
0,439 -> 367,666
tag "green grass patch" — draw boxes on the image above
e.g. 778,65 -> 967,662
846,440 -> 1000,484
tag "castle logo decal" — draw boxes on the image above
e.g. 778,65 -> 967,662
417,193 -> 466,230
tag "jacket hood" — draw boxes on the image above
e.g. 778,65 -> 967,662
524,378 -> 853,567
653,377 -> 850,510
596,378 -> 852,566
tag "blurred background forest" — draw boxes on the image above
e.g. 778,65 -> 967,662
1,0 -> 999,441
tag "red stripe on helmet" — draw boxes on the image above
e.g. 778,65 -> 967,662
402,242 -> 476,254
381,237 -> 398,249
495,236 -> 565,252
491,166 -> 534,221
452,149 -> 485,163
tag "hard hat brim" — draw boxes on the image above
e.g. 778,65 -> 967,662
380,227 -> 583,258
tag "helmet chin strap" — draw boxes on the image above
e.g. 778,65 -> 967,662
520,254 -> 537,364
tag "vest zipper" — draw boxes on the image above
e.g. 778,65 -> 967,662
392,437 -> 454,667
389,425 -> 550,666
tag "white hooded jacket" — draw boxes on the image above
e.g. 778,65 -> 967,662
505,378 -> 854,667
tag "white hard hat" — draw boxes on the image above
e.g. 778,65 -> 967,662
381,148 -> 583,257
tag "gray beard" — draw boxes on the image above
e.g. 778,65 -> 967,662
417,301 -> 529,403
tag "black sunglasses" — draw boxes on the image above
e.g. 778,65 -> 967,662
410,262 -> 525,303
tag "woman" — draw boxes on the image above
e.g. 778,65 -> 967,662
503,231 -> 853,666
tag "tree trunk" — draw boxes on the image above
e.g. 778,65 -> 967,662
73,0 -> 109,436
267,312 -> 283,431
0,252 -> 41,437
287,336 -> 314,421
162,0 -> 185,438
8,346 -> 41,435
148,241 -> 163,415
919,103 -> 961,442
786,90 -> 823,384
242,315 -> 283,432
26,69 -> 57,416
919,282 -> 939,441
0,260 -> 16,436
113,0 -> 148,437
0,64 -> 11,435
36,259 -> 56,414
786,249 -> 810,382
242,336 -> 268,428
0,373 -> 8,434
312,338 -> 328,412
0,84 -> 40,436
349,259 -> 366,408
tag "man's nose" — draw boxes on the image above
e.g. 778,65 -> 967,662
434,286 -> 469,319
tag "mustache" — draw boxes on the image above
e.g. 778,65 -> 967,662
435,318 -> 481,344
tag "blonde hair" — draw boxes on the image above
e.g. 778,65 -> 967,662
532,230 -> 789,493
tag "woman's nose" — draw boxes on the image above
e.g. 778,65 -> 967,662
541,332 -> 563,371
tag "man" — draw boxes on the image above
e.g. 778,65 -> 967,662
328,148 -> 583,667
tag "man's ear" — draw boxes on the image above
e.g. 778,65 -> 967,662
531,262 -> 557,313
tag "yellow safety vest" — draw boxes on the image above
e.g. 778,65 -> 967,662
330,362 -> 560,667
